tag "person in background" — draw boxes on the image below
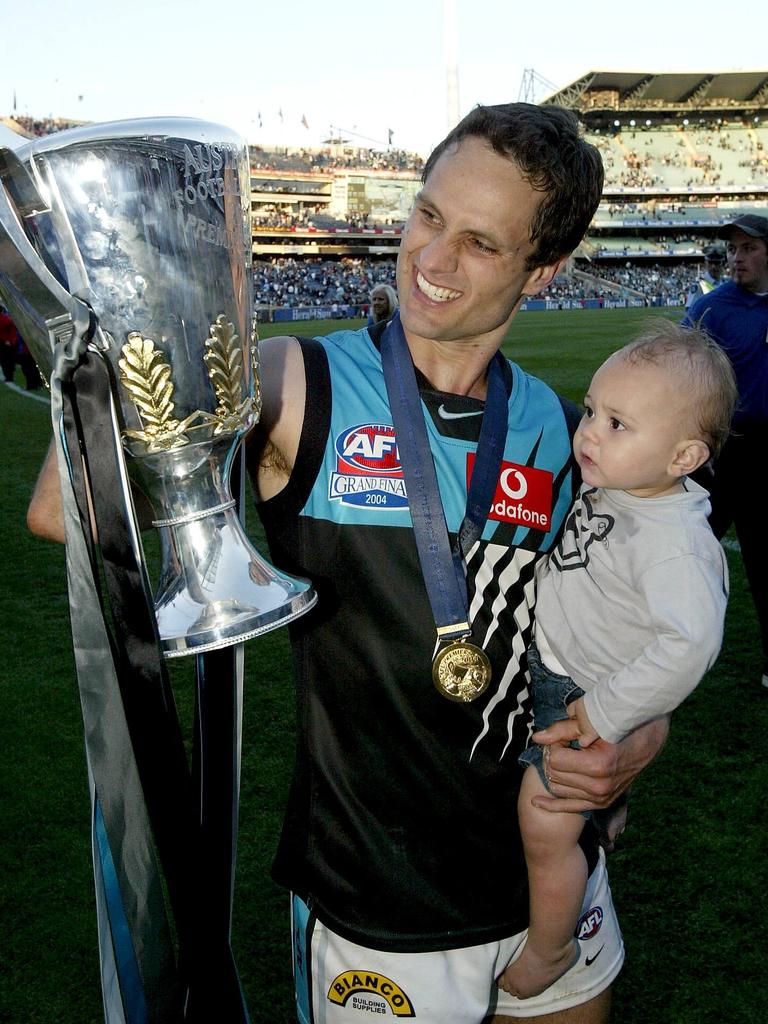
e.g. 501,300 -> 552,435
683,213 -> 768,690
367,282 -> 398,324
17,337 -> 43,391
685,243 -> 726,308
0,304 -> 19,382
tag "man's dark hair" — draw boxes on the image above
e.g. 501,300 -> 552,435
422,103 -> 604,270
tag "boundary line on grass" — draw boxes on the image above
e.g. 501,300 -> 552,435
2,381 -> 50,406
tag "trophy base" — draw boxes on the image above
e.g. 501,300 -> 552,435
159,584 -> 317,658
152,504 -> 318,658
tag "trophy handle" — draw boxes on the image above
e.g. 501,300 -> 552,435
0,144 -> 89,374
0,127 -> 49,216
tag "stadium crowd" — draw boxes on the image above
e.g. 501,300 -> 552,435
252,205 -> 399,232
594,120 -> 768,190
250,145 -> 425,176
5,115 -> 84,137
2,109 -> 758,316
253,256 -> 398,310
6,111 -> 764,190
591,234 -> 712,257
582,263 -> 696,302
252,256 -> 707,312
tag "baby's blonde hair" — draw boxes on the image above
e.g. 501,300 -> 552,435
613,319 -> 737,457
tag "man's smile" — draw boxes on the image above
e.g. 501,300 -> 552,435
415,269 -> 461,303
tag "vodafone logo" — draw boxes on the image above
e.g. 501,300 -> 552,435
499,468 -> 528,500
467,455 -> 553,532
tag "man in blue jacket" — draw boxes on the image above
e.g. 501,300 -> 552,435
684,214 -> 768,688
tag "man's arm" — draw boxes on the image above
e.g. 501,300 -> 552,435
27,441 -> 65,542
245,335 -> 307,501
27,437 -> 157,542
532,715 -> 670,813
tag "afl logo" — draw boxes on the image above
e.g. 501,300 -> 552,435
577,906 -> 603,940
336,423 -> 401,474
330,422 -> 407,509
500,468 -> 528,500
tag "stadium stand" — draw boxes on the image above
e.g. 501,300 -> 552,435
1,114 -> 87,138
245,70 -> 768,316
6,69 -> 768,317
252,256 -> 397,319
544,70 -> 768,300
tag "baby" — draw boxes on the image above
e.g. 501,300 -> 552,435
499,320 -> 738,999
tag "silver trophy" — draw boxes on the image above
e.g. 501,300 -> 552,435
0,117 -> 316,655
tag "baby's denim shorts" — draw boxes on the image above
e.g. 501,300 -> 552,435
519,639 -> 585,792
519,642 -> 628,841
524,638 -> 589,823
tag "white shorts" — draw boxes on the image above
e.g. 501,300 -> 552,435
291,848 -> 623,1023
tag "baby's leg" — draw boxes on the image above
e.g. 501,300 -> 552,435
498,765 -> 587,999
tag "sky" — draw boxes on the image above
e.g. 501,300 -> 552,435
2,0 -> 767,156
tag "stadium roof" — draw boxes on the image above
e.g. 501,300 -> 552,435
545,70 -> 768,110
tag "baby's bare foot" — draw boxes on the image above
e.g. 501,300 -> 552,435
498,938 -> 580,999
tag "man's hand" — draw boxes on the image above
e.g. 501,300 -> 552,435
531,714 -> 670,814
533,695 -> 599,749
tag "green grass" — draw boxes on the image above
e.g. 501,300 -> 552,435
1,308 -> 766,1023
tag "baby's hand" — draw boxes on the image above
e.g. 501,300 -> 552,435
533,697 -> 600,748
498,939 -> 580,999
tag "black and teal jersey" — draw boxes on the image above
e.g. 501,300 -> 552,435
257,322 -> 585,952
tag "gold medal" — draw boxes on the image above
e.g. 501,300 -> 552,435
432,641 -> 492,703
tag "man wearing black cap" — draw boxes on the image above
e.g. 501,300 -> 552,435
683,213 -> 768,689
684,243 -> 726,308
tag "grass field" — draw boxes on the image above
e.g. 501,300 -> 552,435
1,307 -> 766,1023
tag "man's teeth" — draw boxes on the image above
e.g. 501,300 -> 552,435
416,271 -> 460,302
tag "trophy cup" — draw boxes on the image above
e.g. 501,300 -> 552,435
1,118 -> 319,1019
0,117 -> 316,655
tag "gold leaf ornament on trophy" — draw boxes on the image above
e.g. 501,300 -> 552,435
204,314 -> 252,435
119,333 -> 193,452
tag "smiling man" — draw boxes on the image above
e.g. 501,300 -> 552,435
246,104 -> 669,1024
27,103 -> 669,1024
683,213 -> 768,690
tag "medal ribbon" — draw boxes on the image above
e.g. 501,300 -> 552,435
380,311 -> 509,643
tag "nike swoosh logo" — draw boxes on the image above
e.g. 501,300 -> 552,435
585,945 -> 605,966
437,404 -> 484,420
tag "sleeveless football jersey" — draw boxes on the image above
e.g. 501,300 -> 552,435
257,323 -> 584,951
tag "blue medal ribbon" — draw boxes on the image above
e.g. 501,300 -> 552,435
380,310 -> 509,644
